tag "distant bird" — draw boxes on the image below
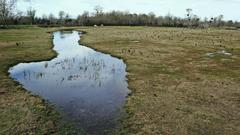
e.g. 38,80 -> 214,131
16,43 -> 19,46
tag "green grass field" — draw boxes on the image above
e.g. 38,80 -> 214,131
1,26 -> 240,135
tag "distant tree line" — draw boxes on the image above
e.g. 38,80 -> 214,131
0,1 -> 239,28
77,7 -> 239,28
77,8 -> 239,28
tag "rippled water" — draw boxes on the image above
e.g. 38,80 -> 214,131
9,31 -> 129,134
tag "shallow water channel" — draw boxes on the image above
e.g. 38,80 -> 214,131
9,31 -> 129,134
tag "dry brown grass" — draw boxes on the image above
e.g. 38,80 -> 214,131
78,26 -> 240,135
0,27 -> 82,135
1,26 -> 240,135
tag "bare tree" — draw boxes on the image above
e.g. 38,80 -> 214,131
58,11 -> 65,25
94,5 -> 103,16
48,13 -> 55,24
148,12 -> 156,25
0,0 -> 17,26
64,13 -> 73,25
78,11 -> 89,26
186,8 -> 193,27
27,8 -> 36,25
217,14 -> 224,27
192,15 -> 200,27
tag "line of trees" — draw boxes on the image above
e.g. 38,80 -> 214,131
76,7 -> 239,28
0,1 -> 239,28
0,0 -> 17,26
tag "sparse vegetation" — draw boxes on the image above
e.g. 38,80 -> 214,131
0,27 -> 86,135
77,26 -> 240,135
1,0 -> 240,134
1,24 -> 240,135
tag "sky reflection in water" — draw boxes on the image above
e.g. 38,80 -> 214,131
9,31 -> 129,134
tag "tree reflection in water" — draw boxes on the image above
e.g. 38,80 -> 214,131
9,31 -> 129,135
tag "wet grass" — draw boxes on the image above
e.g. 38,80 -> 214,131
77,26 -> 240,135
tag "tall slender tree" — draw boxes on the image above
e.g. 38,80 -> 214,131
217,14 -> 224,27
48,13 -> 55,24
27,8 -> 36,25
0,0 -> 17,26
186,8 -> 193,27
94,5 -> 103,16
58,11 -> 65,25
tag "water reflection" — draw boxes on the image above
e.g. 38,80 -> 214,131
9,31 -> 129,135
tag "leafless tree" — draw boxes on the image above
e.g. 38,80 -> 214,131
191,15 -> 200,27
148,12 -> 156,25
0,0 -> 17,26
58,11 -> 65,25
94,5 -> 103,16
48,13 -> 55,24
27,8 -> 36,25
217,14 -> 224,27
186,8 -> 193,27
78,11 -> 89,26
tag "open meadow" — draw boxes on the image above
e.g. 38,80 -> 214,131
0,26 -> 240,135
78,26 -> 240,135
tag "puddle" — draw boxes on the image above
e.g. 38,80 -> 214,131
131,40 -> 140,43
9,31 -> 129,134
206,50 -> 232,57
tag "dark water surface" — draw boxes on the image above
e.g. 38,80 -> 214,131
9,31 -> 129,134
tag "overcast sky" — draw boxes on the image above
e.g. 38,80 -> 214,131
17,0 -> 240,21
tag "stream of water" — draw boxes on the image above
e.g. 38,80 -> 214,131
9,31 -> 129,134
